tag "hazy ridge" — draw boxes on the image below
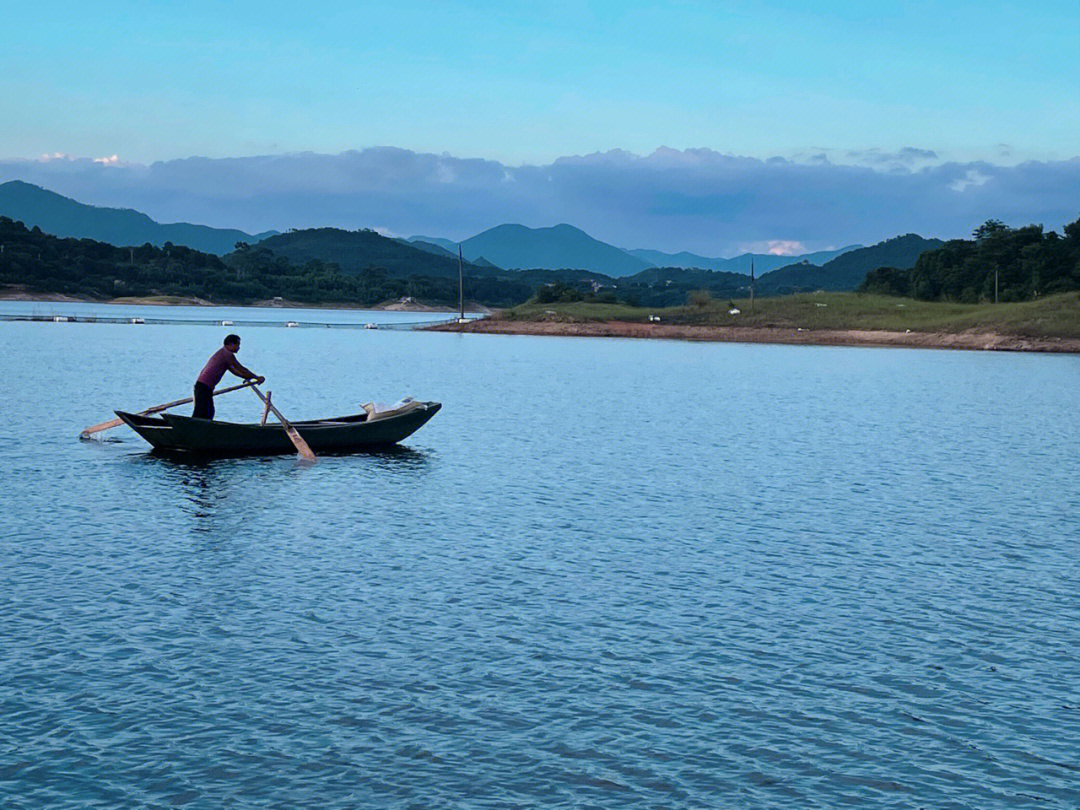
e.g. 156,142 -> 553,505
0,181 -> 276,255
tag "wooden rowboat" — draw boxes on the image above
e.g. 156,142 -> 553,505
115,401 -> 441,456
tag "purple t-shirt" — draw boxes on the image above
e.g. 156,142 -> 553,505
197,347 -> 235,388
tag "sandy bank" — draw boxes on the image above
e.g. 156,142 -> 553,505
374,300 -> 493,313
0,288 -> 216,306
0,289 -> 96,303
429,318 -> 1080,353
0,288 -> 472,312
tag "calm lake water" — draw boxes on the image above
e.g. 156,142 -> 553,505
3,305 -> 1079,808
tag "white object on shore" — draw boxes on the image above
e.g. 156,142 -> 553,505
364,322 -> 378,329
221,320 -> 234,326
285,321 -> 299,328
648,314 -> 661,322
131,317 -> 145,324
53,315 -> 70,322
728,308 -> 741,315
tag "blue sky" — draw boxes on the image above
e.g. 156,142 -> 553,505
2,1 -> 1077,253
2,0 -> 1078,164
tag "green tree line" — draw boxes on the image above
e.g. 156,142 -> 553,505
0,218 -> 535,307
860,217 -> 1080,302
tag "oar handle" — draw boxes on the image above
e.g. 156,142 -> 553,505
80,378 -> 256,438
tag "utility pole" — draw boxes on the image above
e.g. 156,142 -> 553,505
750,257 -> 755,312
457,245 -> 465,322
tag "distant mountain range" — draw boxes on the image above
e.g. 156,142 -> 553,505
408,225 -> 862,276
0,180 -> 276,255
410,224 -> 653,276
0,181 -> 942,293
408,235 -> 460,254
459,224 -> 654,276
612,237 -> 943,304
625,245 -> 862,274
759,234 -> 944,294
4,210 -> 1068,310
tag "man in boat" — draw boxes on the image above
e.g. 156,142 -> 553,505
193,334 -> 264,420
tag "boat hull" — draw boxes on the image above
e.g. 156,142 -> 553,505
115,402 -> 441,456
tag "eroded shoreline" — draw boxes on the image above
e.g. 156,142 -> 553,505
429,317 -> 1080,353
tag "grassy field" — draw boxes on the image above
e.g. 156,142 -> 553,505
505,292 -> 1080,338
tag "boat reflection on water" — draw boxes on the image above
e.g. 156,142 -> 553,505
148,442 -> 430,467
126,444 -> 433,534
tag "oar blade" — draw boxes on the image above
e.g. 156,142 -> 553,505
81,417 -> 125,438
249,383 -> 317,462
285,424 -> 317,462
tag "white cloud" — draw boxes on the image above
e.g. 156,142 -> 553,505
738,240 -> 808,256
949,169 -> 991,192
2,148 -> 1077,254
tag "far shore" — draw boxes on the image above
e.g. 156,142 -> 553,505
428,317 -> 1080,354
0,288 -> 487,313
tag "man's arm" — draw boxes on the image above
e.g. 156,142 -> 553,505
228,358 -> 264,384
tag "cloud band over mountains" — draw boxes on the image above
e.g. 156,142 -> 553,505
1,147 -> 1077,255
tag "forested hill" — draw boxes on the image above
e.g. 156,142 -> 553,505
605,235 -> 943,300
860,219 -> 1080,302
459,223 -> 653,276
0,216 -> 233,300
625,244 -> 861,274
256,228 -> 492,278
621,265 -> 750,290
0,217 -> 589,307
0,180 -> 276,255
757,235 -> 944,295
11,211 -> 1074,310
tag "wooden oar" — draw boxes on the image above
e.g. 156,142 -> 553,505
249,383 -> 317,462
80,380 -> 255,438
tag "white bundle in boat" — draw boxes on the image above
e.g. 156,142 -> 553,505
361,397 -> 420,421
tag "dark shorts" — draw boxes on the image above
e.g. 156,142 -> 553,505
193,382 -> 214,420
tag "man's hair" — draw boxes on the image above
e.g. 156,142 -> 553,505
224,334 -> 240,346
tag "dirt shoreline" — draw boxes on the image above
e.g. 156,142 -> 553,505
428,318 -> 1080,353
0,289 -> 479,313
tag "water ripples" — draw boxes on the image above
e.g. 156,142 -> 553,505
2,324 -> 1079,807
